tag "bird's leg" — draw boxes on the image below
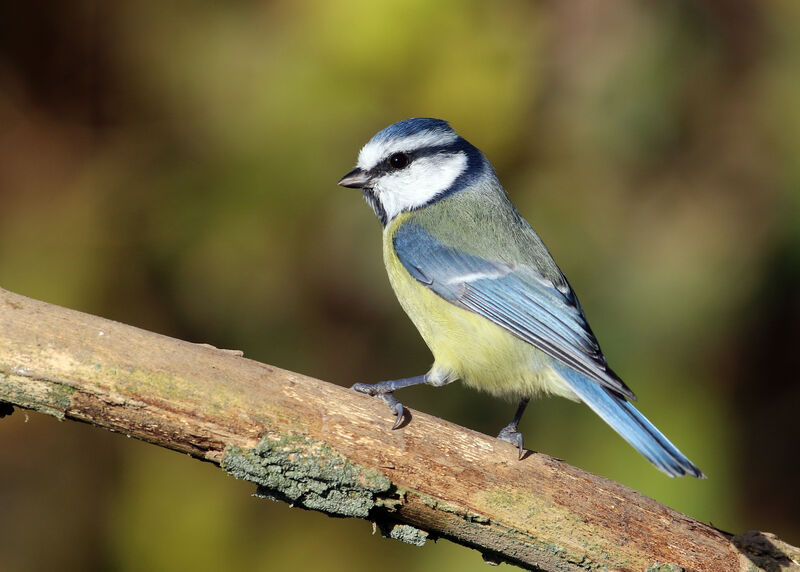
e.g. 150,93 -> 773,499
497,397 -> 530,460
351,375 -> 428,429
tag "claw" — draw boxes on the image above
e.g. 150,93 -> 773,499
379,393 -> 405,429
391,404 -> 405,429
351,383 -> 406,428
497,425 -> 525,460
350,376 -> 428,429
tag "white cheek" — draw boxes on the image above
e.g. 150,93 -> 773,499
376,153 -> 468,221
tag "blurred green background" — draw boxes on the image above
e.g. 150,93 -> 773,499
1,1 -> 799,570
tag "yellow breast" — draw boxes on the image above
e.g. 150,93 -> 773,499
382,214 -> 574,400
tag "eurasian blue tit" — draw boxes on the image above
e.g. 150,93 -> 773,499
339,118 -> 703,478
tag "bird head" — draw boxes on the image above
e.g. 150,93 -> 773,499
338,118 -> 486,225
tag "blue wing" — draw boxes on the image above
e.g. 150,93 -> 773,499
394,221 -> 705,477
394,222 -> 635,400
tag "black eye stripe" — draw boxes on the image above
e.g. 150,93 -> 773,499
383,146 -> 456,170
369,141 -> 470,178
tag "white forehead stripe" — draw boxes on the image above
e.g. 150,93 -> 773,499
357,129 -> 459,171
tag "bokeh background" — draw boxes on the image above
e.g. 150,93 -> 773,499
1,1 -> 799,570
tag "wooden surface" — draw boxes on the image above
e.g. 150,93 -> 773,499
1,286 -> 798,571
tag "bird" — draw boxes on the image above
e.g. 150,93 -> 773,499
338,118 -> 704,478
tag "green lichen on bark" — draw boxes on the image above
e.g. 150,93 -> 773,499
221,433 -> 393,518
0,371 -> 76,419
414,489 -> 620,571
388,523 -> 429,547
415,491 -> 490,524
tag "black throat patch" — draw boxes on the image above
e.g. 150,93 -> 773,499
362,188 -> 388,226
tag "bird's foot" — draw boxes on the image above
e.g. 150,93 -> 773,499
497,424 -> 525,460
351,383 -> 406,429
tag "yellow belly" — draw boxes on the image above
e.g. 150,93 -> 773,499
383,215 -> 576,401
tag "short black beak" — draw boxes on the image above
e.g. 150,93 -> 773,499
338,168 -> 371,189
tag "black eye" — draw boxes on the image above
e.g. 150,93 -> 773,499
389,153 -> 410,170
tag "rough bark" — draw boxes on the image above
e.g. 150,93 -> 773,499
1,287 -> 798,571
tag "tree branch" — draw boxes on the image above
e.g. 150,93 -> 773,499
1,287 -> 797,571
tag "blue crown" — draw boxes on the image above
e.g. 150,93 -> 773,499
372,118 -> 453,144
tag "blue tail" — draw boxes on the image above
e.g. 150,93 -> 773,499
552,361 -> 705,478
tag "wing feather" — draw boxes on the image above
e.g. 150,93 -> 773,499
394,222 -> 635,400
